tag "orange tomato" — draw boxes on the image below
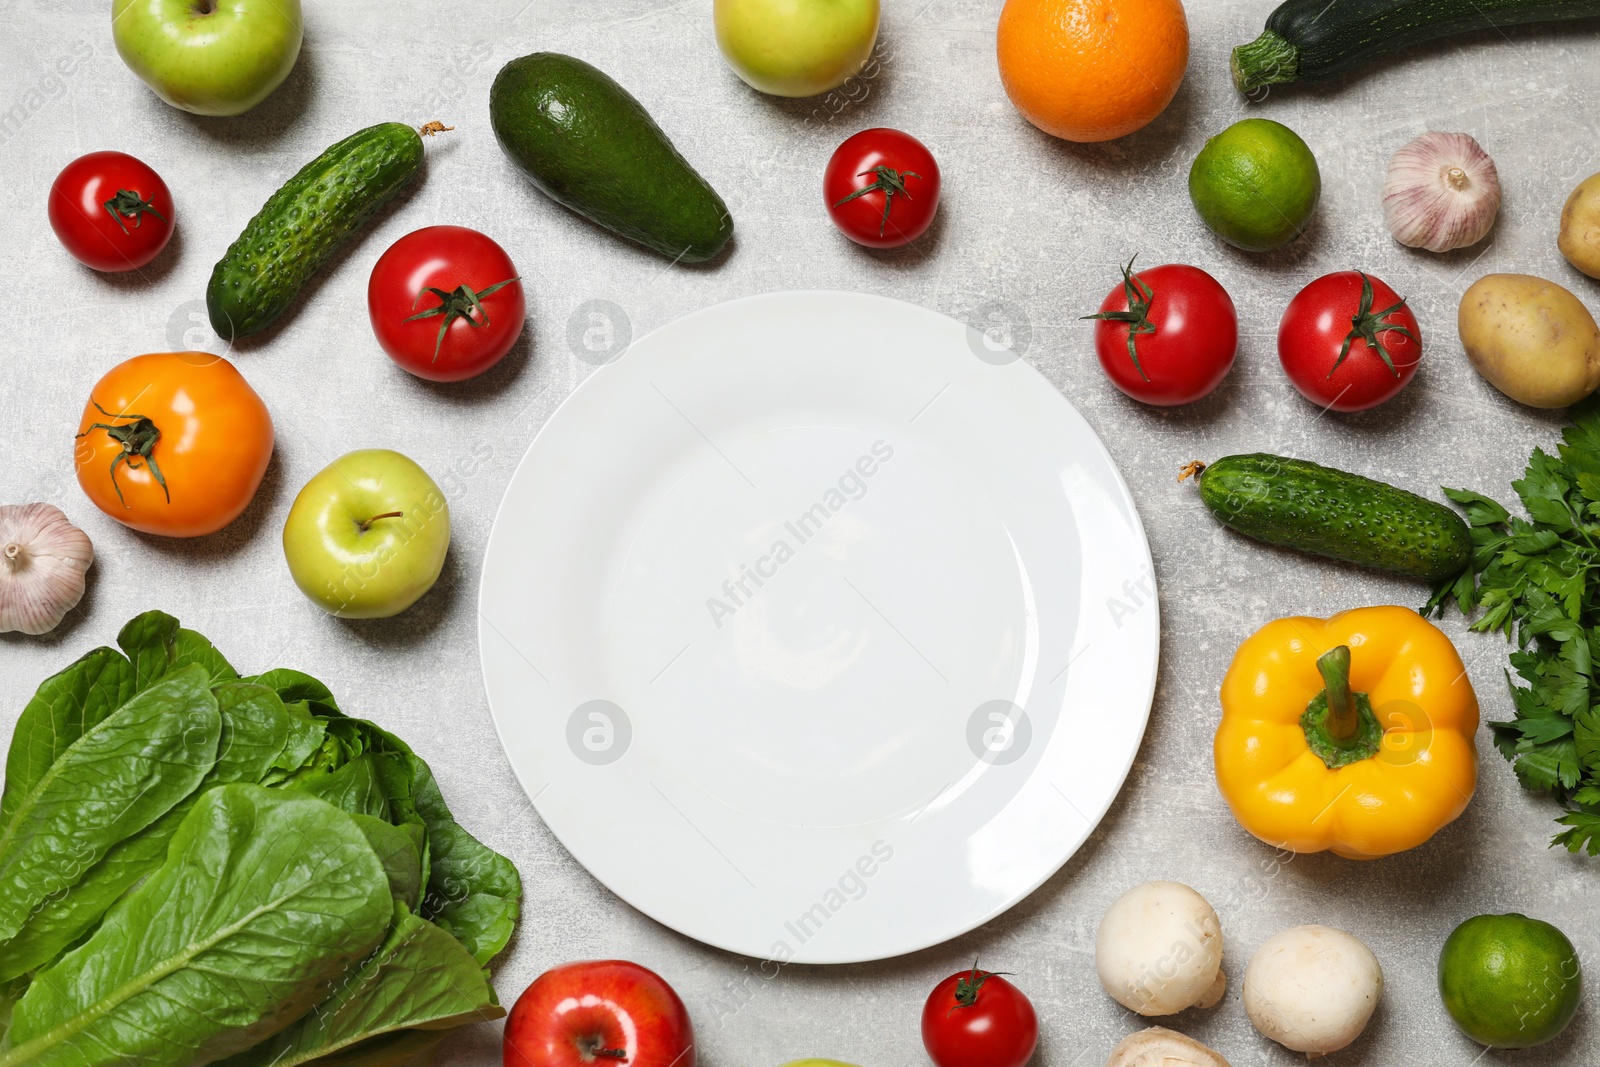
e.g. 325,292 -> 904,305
74,352 -> 274,537
997,0 -> 1188,143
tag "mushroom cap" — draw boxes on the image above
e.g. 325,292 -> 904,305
1096,881 -> 1225,1015
1104,1026 -> 1231,1067
1243,924 -> 1383,1056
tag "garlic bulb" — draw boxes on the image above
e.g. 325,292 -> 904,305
0,504 -> 94,635
1383,132 -> 1501,252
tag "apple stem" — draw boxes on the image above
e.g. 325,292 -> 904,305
419,121 -> 455,137
575,1037 -> 628,1062
357,511 -> 404,533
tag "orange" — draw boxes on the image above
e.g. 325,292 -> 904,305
997,0 -> 1189,143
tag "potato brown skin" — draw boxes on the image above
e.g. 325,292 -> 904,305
1458,273 -> 1600,409
1559,172 -> 1600,280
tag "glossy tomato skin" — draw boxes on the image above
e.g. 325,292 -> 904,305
921,969 -> 1038,1067
48,151 -> 174,272
75,352 -> 273,537
1279,271 -> 1421,412
505,960 -> 694,1067
824,128 -> 941,249
1092,263 -> 1237,406
368,225 -> 526,382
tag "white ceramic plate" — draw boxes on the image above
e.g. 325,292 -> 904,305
479,291 -> 1158,964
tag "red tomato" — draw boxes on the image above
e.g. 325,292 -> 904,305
1089,259 -> 1238,406
824,128 -> 941,249
921,966 -> 1038,1067
368,225 -> 526,382
1279,271 -> 1421,412
48,151 -> 174,272
504,960 -> 694,1067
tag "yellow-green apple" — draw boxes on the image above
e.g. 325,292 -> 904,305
112,0 -> 303,117
282,449 -> 449,619
714,0 -> 879,98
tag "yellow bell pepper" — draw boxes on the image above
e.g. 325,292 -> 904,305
1215,606 -> 1479,860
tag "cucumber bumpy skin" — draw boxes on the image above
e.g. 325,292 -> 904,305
206,122 -> 425,341
1190,453 -> 1471,582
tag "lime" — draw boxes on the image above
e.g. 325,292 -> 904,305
1188,118 -> 1321,252
1438,913 -> 1581,1049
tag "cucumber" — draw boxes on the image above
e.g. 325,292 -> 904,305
1231,0 -> 1600,93
1186,454 -> 1471,581
207,122 -> 427,340
489,53 -> 732,264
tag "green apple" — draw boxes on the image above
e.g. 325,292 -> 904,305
112,0 -> 302,117
714,0 -> 879,98
282,449 -> 450,620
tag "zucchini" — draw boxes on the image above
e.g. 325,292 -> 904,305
1231,0 -> 1600,93
1184,454 -> 1470,581
207,122 -> 432,340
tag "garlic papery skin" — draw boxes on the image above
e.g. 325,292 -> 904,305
1384,131 -> 1501,252
0,503 -> 94,635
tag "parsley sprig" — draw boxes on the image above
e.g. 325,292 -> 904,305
1427,399 -> 1600,855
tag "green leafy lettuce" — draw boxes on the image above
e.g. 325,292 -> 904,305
0,612 -> 519,1066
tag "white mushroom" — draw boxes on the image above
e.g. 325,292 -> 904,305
1096,882 -> 1226,1016
1243,925 -> 1383,1058
1105,1027 -> 1231,1067
0,504 -> 93,635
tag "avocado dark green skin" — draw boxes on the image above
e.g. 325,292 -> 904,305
490,53 -> 732,264
207,122 -> 423,341
1197,453 -> 1471,582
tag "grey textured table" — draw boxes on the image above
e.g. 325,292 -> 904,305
4,1 -> 1599,1063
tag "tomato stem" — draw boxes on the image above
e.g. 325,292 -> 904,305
834,165 -> 922,237
1082,256 -> 1157,381
1328,272 -> 1415,379
74,401 -> 169,508
101,189 -> 166,236
403,277 -> 520,363
948,960 -> 1014,1014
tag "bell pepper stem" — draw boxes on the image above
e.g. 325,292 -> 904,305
1301,644 -> 1383,769
1317,645 -> 1358,744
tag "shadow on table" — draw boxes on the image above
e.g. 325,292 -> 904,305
175,38 -> 319,148
127,445 -> 287,561
336,542 -> 464,647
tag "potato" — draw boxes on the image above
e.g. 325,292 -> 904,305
1458,273 -> 1600,408
1559,172 -> 1600,279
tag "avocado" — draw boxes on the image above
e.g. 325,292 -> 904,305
490,53 -> 733,263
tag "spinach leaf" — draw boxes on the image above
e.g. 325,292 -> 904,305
352,816 -> 425,913
0,647 -> 135,829
0,785 -> 392,1067
291,753 -> 392,818
0,683 -> 298,982
407,755 -> 521,966
217,903 -> 500,1067
309,718 -> 521,964
0,666 -> 219,943
250,668 -> 341,713
117,611 -> 238,688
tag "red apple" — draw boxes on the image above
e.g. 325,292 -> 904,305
504,960 -> 695,1067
